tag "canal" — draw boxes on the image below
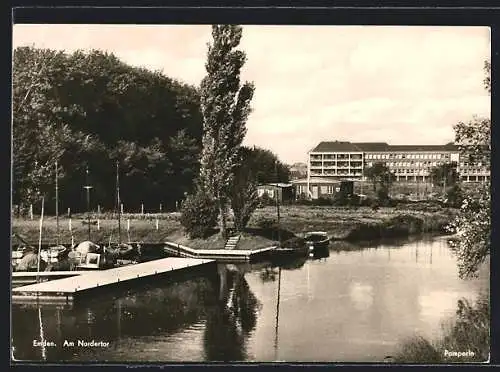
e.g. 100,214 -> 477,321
11,234 -> 489,363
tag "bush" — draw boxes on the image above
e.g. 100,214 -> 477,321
314,197 -> 334,206
445,184 -> 463,208
294,197 -> 313,206
394,336 -> 443,363
258,192 -> 275,207
256,217 -> 278,230
376,188 -> 391,204
394,294 -> 489,363
179,191 -> 219,239
281,236 -> 306,249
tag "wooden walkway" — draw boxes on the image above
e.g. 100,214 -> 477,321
12,271 -> 87,287
12,257 -> 214,305
164,241 -> 276,262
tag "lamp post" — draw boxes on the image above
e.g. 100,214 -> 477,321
275,160 -> 281,247
84,167 -> 93,241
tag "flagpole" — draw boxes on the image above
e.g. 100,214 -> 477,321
36,197 -> 45,283
116,161 -> 121,244
55,161 -> 59,246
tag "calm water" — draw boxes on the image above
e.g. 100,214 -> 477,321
11,235 -> 489,363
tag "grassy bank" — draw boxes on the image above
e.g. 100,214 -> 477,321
392,292 -> 490,363
11,205 -> 458,248
249,205 -> 457,241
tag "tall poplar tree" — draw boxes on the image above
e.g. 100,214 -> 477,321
199,25 -> 255,238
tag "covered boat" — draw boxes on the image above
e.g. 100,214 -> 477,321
304,231 -> 330,251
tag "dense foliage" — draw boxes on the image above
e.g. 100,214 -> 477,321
179,187 -> 219,239
447,60 -> 491,279
364,162 -> 395,203
430,162 -> 459,188
13,46 -> 203,214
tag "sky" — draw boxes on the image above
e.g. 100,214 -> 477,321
12,24 -> 491,165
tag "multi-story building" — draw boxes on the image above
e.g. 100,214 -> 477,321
305,140 -> 489,187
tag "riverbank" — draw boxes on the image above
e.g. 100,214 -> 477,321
11,206 -> 458,248
393,291 -> 490,363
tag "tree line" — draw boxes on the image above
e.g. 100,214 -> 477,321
12,45 -> 289,216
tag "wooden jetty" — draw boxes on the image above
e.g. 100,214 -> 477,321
164,241 -> 276,262
12,271 -> 88,287
12,257 -> 215,305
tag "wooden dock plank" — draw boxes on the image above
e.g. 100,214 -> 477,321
12,271 -> 88,278
12,257 -> 213,295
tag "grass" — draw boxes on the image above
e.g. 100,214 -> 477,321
11,205 -> 457,248
393,292 -> 490,364
12,215 -> 182,245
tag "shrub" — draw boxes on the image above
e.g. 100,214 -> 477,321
394,336 -> 443,363
258,192 -> 275,207
376,188 -> 390,204
294,197 -> 313,206
256,217 -> 278,230
394,293 -> 489,363
281,236 -> 306,249
314,197 -> 334,206
179,190 -> 218,239
445,184 -> 464,208
232,182 -> 259,231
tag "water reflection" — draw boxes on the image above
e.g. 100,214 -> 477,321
11,235 -> 488,363
204,265 -> 261,361
12,276 -> 219,362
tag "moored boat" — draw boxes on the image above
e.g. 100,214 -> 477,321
304,231 -> 330,252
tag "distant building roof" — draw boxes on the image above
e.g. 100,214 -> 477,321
311,141 -> 363,152
258,183 -> 293,188
388,144 -> 459,152
353,142 -> 390,152
310,141 -> 459,153
291,178 -> 342,185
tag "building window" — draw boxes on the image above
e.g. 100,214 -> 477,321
327,185 -> 335,194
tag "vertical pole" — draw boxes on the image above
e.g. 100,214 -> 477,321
85,168 -> 91,242
116,161 -> 121,245
30,204 -> 33,220
275,160 -> 281,247
55,161 -> 59,246
307,152 -> 311,199
127,219 -> 130,243
274,266 -> 282,361
141,203 -> 144,215
443,168 -> 446,196
36,196 -> 45,283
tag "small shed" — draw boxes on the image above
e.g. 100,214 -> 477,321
257,183 -> 294,203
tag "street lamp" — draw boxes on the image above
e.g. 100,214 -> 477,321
83,167 -> 93,241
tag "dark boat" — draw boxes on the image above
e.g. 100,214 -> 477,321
304,231 -> 330,253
